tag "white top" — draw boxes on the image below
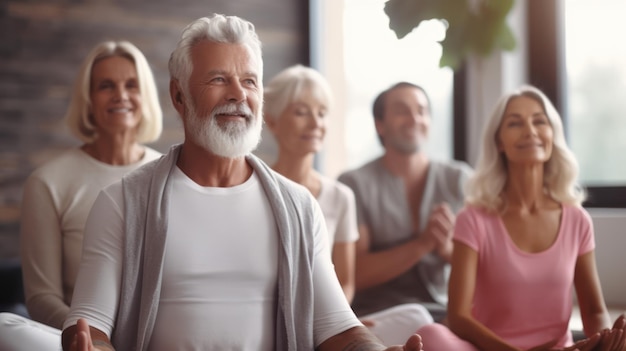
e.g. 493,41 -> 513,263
316,175 -> 359,245
20,147 -> 161,328
65,167 -> 360,350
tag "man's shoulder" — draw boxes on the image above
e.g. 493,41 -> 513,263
338,157 -> 382,184
430,159 -> 473,179
432,159 -> 472,172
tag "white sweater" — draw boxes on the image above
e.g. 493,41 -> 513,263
20,147 -> 161,328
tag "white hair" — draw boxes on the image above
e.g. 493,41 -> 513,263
465,85 -> 585,212
168,14 -> 263,98
263,64 -> 332,120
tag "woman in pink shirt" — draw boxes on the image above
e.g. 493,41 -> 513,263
417,85 -> 625,351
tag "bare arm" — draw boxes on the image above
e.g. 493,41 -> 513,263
575,250 -> 611,336
62,318 -> 114,351
354,224 -> 435,290
20,175 -> 69,328
574,250 -> 626,351
447,241 -> 520,351
332,241 -> 356,303
317,326 -> 423,351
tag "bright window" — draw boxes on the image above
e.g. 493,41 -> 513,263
564,0 -> 626,186
342,0 -> 454,169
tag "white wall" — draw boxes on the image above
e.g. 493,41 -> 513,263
311,0 -> 348,179
588,209 -> 626,308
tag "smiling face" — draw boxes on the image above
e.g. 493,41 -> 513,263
376,85 -> 430,154
89,55 -> 142,137
497,95 -> 554,165
269,87 -> 328,157
180,40 -> 263,158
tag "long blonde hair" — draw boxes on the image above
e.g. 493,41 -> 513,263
465,85 -> 585,212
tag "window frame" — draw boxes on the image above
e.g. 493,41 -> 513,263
526,0 -> 626,208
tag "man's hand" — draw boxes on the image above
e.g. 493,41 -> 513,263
422,203 -> 455,261
64,318 -> 114,351
383,334 -> 423,351
318,326 -> 422,351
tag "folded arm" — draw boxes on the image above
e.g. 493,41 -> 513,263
354,224 -> 435,290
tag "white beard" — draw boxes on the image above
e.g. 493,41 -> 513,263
185,101 -> 263,159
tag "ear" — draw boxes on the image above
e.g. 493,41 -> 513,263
170,79 -> 186,116
264,113 -> 277,134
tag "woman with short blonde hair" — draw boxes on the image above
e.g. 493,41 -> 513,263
65,40 -> 162,144
264,64 -> 358,303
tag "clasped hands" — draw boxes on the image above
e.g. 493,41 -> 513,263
418,203 -> 455,261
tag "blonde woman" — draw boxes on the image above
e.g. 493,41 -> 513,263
417,85 -> 626,351
0,40 -> 163,350
264,64 -> 358,302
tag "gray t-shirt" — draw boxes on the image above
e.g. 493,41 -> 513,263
338,157 -> 472,316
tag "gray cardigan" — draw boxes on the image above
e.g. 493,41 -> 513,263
112,144 -> 317,351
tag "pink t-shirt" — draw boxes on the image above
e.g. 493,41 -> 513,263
454,205 -> 595,349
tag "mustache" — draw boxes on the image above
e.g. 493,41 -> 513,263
211,102 -> 254,120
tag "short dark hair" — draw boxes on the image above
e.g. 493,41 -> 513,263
372,82 -> 431,121
371,82 -> 431,145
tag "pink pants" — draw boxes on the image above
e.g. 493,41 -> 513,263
417,322 -> 479,351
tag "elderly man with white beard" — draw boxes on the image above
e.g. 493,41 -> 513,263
60,14 -> 424,351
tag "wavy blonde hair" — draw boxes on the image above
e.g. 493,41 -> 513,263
465,85 -> 585,212
64,41 -> 162,143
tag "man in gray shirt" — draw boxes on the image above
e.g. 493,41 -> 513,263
339,82 -> 472,345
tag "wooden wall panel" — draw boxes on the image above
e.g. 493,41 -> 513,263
0,0 -> 309,258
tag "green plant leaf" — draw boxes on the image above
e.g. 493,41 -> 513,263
384,0 -> 443,39
495,23 -> 516,51
440,19 -> 470,69
385,0 -> 517,70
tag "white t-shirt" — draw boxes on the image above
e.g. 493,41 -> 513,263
316,175 -> 359,245
65,167 -> 361,350
150,167 -> 278,350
